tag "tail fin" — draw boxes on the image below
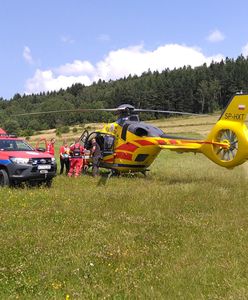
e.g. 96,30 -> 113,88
219,93 -> 248,123
201,93 -> 248,168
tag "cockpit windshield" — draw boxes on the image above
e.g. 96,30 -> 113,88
0,139 -> 34,151
116,114 -> 140,125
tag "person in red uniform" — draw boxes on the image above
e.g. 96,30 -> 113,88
59,140 -> 70,175
37,137 -> 55,156
46,138 -> 56,156
68,139 -> 84,177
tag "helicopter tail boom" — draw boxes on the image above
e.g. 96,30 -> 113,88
158,94 -> 248,169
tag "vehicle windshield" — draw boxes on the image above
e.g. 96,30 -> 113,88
0,139 -> 34,151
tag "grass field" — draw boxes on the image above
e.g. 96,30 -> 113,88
1,119 -> 248,299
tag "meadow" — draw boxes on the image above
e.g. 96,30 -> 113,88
0,118 -> 248,299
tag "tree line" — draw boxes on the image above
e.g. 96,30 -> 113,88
1,55 -> 248,135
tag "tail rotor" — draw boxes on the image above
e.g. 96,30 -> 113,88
213,129 -> 238,162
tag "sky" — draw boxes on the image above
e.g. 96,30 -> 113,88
1,0 -> 248,100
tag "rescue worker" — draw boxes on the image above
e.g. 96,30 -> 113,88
68,139 -> 84,177
47,138 -> 55,156
59,140 -> 70,175
38,137 -> 55,156
90,138 -> 102,177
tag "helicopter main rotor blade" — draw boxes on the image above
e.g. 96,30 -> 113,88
134,109 -> 207,116
14,108 -> 117,116
13,105 -> 208,117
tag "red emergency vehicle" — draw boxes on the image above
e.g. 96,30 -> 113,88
0,129 -> 57,187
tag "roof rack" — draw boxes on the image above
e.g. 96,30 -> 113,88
0,134 -> 17,138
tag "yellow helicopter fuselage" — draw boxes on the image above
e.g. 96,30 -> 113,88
99,123 -> 163,172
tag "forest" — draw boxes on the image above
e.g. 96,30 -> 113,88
1,55 -> 248,136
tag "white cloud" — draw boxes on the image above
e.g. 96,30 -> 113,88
25,43 -> 224,94
206,30 -> 225,43
95,44 -> 224,81
23,46 -> 34,64
25,69 -> 91,94
55,60 -> 95,75
242,43 -> 248,57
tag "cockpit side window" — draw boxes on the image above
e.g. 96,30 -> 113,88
135,127 -> 148,137
129,115 -> 139,122
128,123 -> 165,137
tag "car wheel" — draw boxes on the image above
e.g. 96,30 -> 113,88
0,169 -> 10,187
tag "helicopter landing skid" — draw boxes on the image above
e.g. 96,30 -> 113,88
141,169 -> 150,177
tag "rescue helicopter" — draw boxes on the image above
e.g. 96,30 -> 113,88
16,93 -> 248,175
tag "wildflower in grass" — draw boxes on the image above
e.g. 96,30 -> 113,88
52,281 -> 62,289
65,295 -> 70,300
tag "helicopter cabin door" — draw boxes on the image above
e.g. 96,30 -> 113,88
86,132 -> 115,158
102,134 -> 115,156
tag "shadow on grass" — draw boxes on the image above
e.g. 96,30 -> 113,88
97,172 -> 112,186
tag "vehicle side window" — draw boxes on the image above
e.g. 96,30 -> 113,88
0,140 -> 5,150
0,139 -> 33,151
0,141 -> 12,150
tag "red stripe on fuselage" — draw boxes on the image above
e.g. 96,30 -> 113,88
115,152 -> 133,161
105,157 -> 114,162
116,143 -> 138,152
134,140 -> 155,146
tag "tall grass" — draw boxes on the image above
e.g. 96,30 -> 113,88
0,150 -> 247,299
